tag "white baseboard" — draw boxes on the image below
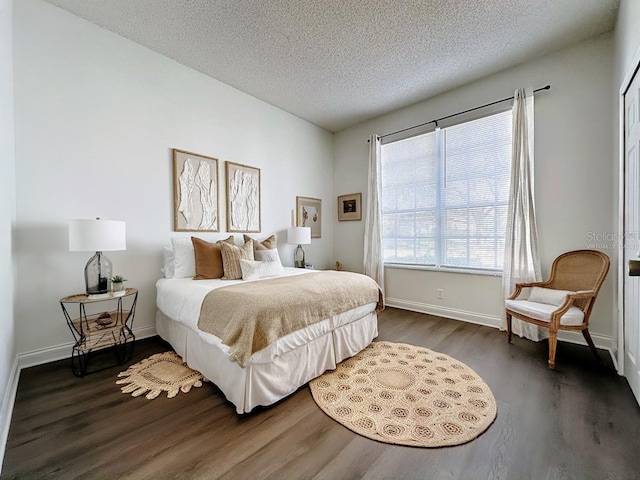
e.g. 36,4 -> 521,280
0,324 -> 157,472
385,297 -> 612,351
386,297 -> 503,329
17,324 -> 157,369
0,354 -> 20,474
557,329 -> 611,351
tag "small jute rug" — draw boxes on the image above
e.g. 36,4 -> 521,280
117,351 -> 206,399
309,341 -> 497,447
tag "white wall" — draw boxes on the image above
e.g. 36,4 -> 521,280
13,0 -> 335,358
334,34 -> 616,343
615,0 -> 640,78
0,0 -> 17,460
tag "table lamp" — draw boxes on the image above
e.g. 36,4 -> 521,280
69,218 -> 126,298
287,226 -> 311,268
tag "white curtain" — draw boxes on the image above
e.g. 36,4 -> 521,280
502,88 -> 544,341
364,134 -> 385,296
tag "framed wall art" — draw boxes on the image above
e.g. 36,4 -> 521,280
296,196 -> 322,238
226,161 -> 261,233
337,193 -> 362,221
173,149 -> 220,232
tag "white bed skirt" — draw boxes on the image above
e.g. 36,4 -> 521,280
155,309 -> 378,414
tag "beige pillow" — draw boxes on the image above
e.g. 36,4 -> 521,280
220,240 -> 255,280
255,248 -> 282,264
191,236 -> 234,280
244,234 -> 276,253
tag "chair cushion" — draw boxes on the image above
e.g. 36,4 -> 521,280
505,299 -> 585,326
527,286 -> 575,306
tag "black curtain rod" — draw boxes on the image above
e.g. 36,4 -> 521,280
371,85 -> 551,141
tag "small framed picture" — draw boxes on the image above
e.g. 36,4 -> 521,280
337,193 -> 362,221
296,196 -> 322,238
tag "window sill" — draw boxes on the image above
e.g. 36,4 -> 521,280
384,263 -> 502,277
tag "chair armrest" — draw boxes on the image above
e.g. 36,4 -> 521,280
547,291 -> 596,328
545,296 -> 578,329
570,290 -> 597,299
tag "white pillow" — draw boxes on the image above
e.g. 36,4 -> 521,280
527,287 -> 575,307
171,237 -> 196,278
239,259 -> 285,281
255,248 -> 282,264
161,246 -> 175,278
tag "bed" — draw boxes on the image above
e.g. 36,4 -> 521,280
156,266 -> 381,414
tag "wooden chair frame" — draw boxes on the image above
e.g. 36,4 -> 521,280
505,250 -> 610,369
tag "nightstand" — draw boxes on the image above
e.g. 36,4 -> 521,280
60,288 -> 138,377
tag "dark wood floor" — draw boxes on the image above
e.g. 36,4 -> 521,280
3,308 -> 640,479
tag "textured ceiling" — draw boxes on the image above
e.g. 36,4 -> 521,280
43,0 -> 619,132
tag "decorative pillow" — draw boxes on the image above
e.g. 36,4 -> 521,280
243,234 -> 277,253
255,248 -> 282,264
220,240 -> 255,280
161,246 -> 175,278
527,287 -> 575,306
191,236 -> 234,280
171,237 -> 196,278
240,259 -> 285,281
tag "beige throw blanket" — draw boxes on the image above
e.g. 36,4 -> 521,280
198,271 -> 384,367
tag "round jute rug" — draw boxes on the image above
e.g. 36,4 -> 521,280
117,351 -> 206,399
309,341 -> 497,447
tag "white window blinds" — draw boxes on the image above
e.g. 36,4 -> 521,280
381,110 -> 512,271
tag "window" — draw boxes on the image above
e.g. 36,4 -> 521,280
380,110 -> 512,272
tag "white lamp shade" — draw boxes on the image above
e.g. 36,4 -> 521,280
287,226 -> 311,245
69,219 -> 126,252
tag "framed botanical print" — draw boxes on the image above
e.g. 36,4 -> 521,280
173,149 -> 219,232
337,193 -> 362,221
226,161 -> 261,233
296,196 -> 321,238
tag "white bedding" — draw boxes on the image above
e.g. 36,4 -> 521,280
157,267 -> 312,329
155,268 -> 379,412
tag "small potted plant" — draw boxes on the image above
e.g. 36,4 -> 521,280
111,275 -> 127,292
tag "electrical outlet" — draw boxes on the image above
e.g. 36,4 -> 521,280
436,288 -> 444,299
